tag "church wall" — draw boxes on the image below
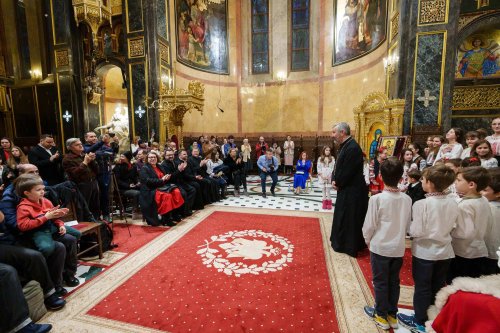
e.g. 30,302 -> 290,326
172,0 -> 387,138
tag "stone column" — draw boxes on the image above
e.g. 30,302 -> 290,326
401,0 -> 461,135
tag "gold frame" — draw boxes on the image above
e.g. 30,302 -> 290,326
127,37 -> 145,58
410,30 -> 447,130
125,0 -> 144,34
160,66 -> 171,90
417,0 -> 449,27
0,86 -> 6,111
55,74 -> 65,147
451,114 -> 499,118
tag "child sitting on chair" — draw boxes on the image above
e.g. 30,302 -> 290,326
15,174 -> 82,288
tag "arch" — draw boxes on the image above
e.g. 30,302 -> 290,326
458,12 -> 500,44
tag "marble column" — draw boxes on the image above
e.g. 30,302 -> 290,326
126,0 -> 172,142
48,0 -> 84,146
401,0 -> 461,136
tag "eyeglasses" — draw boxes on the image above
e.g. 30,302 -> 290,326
148,156 -> 157,159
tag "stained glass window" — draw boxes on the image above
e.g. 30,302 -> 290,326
291,0 -> 310,71
251,0 -> 269,74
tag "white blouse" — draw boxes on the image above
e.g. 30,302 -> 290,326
434,143 -> 463,164
206,159 -> 223,176
480,157 -> 498,169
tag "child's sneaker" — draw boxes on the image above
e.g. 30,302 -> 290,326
387,314 -> 398,329
364,306 -> 390,330
397,313 -> 425,333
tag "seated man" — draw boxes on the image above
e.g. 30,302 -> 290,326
0,208 -> 65,315
161,148 -> 196,217
189,148 -> 220,203
176,150 -> 204,210
0,164 -> 81,295
223,148 -> 248,196
0,262 -> 53,333
257,150 -> 279,198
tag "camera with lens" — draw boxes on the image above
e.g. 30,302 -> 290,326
269,164 -> 275,172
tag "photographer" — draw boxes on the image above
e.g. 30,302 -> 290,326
257,150 -> 279,198
62,138 -> 100,220
95,133 -> 119,221
223,148 -> 248,196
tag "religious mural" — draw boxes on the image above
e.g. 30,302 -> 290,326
175,0 -> 229,74
456,29 -> 500,79
333,0 -> 388,65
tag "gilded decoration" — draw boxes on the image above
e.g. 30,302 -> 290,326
55,49 -> 70,68
353,92 -> 405,154
72,0 -> 112,47
111,0 -> 122,15
157,80 -> 205,147
128,37 -> 145,58
159,42 -> 169,64
452,85 -> 500,110
390,12 -> 400,41
0,55 -> 5,77
458,14 -> 485,31
418,0 -> 447,25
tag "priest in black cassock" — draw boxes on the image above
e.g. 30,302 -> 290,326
330,122 -> 368,257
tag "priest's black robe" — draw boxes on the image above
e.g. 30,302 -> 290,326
330,137 -> 368,257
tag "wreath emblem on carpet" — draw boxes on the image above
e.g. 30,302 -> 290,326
197,230 -> 294,277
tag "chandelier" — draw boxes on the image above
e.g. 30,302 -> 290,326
84,51 -> 104,104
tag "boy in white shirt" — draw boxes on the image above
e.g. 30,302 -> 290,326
397,165 -> 459,333
362,157 -> 412,330
481,168 -> 500,275
447,166 -> 492,282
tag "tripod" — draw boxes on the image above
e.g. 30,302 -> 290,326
109,172 -> 131,237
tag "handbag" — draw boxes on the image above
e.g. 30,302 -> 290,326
157,184 -> 178,193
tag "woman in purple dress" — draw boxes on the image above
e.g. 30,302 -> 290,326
293,151 -> 312,195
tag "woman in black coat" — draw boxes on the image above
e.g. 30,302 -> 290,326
139,151 -> 184,226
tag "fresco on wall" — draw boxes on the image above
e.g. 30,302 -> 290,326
175,0 -> 228,74
456,29 -> 500,79
334,0 -> 388,65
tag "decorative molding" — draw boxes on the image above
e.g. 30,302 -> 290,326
128,37 -> 145,58
111,0 -> 122,15
452,85 -> 500,110
55,49 -> 70,68
418,0 -> 448,26
390,12 -> 400,41
159,42 -> 169,64
0,55 -> 5,77
458,13 -> 485,31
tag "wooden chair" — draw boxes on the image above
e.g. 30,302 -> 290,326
61,202 -> 103,259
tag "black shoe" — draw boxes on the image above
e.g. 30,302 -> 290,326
44,293 -> 66,311
64,276 -> 80,287
262,192 -> 267,198
54,286 -> 68,297
270,189 -> 276,196
17,322 -> 52,333
173,214 -> 182,222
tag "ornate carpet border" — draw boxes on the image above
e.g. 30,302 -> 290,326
42,206 -> 393,332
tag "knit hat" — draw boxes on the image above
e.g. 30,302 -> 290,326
123,151 -> 133,162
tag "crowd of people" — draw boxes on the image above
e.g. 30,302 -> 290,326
0,116 -> 499,333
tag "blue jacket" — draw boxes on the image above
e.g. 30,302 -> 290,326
0,184 -> 21,245
257,155 -> 279,173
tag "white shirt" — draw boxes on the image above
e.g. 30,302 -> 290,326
460,147 -> 471,159
485,201 -> 500,260
362,190 -> 412,257
206,159 -> 223,176
452,196 -> 491,259
410,195 -> 459,261
434,143 -> 463,165
317,157 -> 335,185
485,135 -> 500,156
480,157 -> 498,169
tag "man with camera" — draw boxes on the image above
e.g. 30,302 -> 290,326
94,133 -> 119,221
257,150 -> 279,198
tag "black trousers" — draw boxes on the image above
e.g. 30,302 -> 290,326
78,179 -> 100,220
0,243 -> 56,295
177,183 -> 196,213
0,263 -> 31,333
483,258 -> 500,275
413,256 -> 451,325
447,255 -> 485,284
55,234 -> 78,280
370,252 -> 403,317
233,170 -> 247,190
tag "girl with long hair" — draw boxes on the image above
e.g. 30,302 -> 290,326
472,139 -> 498,169
317,146 -> 335,209
369,146 -> 388,195
434,128 -> 464,164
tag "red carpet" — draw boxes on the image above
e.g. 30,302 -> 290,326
88,211 -> 339,333
356,247 -> 414,308
111,223 -> 167,255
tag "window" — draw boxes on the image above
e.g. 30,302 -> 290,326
251,0 -> 269,74
290,0 -> 310,71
